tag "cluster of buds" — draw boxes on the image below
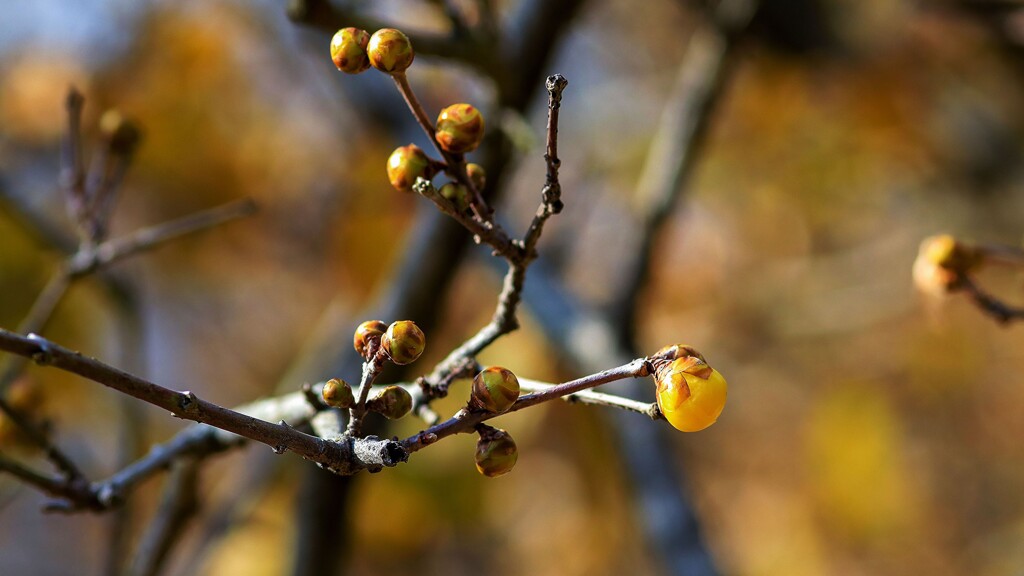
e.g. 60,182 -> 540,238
352,319 -> 425,365
650,345 -> 728,432
329,26 -> 487,210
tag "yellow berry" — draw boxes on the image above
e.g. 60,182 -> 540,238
367,28 -> 414,73
353,320 -> 388,359
475,428 -> 518,477
330,28 -> 371,74
322,378 -> 354,408
386,144 -> 431,192
435,104 -> 485,154
655,355 -> 727,432
382,320 -> 425,365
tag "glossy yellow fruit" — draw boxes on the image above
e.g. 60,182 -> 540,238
655,356 -> 727,432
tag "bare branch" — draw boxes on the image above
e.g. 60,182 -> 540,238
402,359 -> 650,453
517,378 -> 663,420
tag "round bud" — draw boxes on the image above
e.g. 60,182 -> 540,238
475,428 -> 518,478
466,163 -> 486,191
353,320 -> 388,359
322,378 -> 355,409
435,104 -> 485,154
913,235 -> 976,296
382,320 -> 425,365
386,144 -> 431,192
330,28 -> 371,74
367,385 -> 413,420
654,355 -> 727,432
439,182 -> 471,212
367,28 -> 414,73
470,367 -> 520,413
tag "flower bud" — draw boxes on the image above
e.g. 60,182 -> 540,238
470,366 -> 520,413
475,428 -> 518,477
367,385 -> 413,419
386,144 -> 431,192
322,378 -> 355,409
912,234 -> 978,296
367,28 -> 414,73
439,182 -> 471,212
353,320 -> 388,359
435,103 -> 484,154
466,163 -> 486,191
382,320 -> 425,365
330,27 -> 371,74
654,351 -> 727,432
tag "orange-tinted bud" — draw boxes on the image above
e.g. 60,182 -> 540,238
435,104 -> 484,154
330,28 -> 371,74
367,28 -> 414,73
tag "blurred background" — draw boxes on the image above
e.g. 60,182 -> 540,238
2,0 -> 1024,575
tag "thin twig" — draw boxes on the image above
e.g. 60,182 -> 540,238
0,331 -> 406,479
402,359 -> 650,453
346,345 -> 386,437
517,378 -> 663,419
124,458 -> 200,576
960,276 -> 1024,324
0,451 -> 96,508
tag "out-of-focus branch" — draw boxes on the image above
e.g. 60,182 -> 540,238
613,0 -> 758,338
402,359 -> 650,453
124,458 -> 200,576
517,378 -> 663,419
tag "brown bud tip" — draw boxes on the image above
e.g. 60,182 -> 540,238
368,385 -> 413,419
382,320 -> 425,365
353,320 -> 388,359
386,144 -> 431,192
330,28 -> 371,74
475,428 -> 518,477
322,378 -> 355,408
439,182 -> 471,212
367,28 -> 414,73
435,103 -> 485,154
470,366 -> 520,413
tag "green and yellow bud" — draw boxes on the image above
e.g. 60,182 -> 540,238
330,28 -> 371,74
466,163 -> 486,191
435,103 -> 484,154
353,320 -> 388,359
470,366 -> 520,414
367,385 -> 413,420
367,28 -> 414,73
474,428 -> 518,477
322,378 -> 355,409
386,144 -> 431,192
382,320 -> 425,365
439,182 -> 471,212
